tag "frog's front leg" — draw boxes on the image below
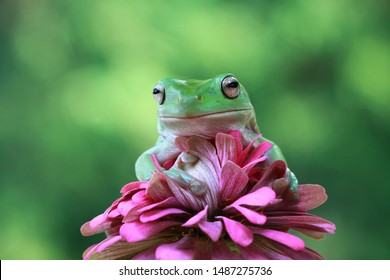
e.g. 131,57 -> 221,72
243,130 -> 299,202
135,138 -> 208,196
135,136 -> 180,181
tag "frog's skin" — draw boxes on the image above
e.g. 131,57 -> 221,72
136,73 -> 298,197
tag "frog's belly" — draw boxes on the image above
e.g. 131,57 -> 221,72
160,109 -> 255,139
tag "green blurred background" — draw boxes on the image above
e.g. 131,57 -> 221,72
1,0 -> 389,259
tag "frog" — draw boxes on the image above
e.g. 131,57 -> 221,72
135,73 -> 298,201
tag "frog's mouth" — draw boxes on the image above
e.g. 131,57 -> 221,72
159,108 -> 252,120
159,108 -> 255,138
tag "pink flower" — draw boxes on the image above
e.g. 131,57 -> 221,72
81,131 -> 335,259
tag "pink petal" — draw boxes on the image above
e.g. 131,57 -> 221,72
138,196 -> 181,213
220,161 -> 249,202
229,205 -> 267,225
165,176 -> 204,211
265,213 -> 336,234
162,159 -> 175,170
120,220 -> 179,242
186,136 -> 217,161
216,133 -> 238,166
146,172 -> 174,202
150,154 -> 163,172
88,213 -> 108,229
83,244 -> 100,260
132,189 -> 148,203
217,216 -> 253,247
182,206 -> 208,226
95,235 -> 122,253
251,160 -> 287,191
81,219 -> 110,236
140,208 -> 189,222
228,130 -> 243,155
131,246 -> 157,260
297,184 -> 328,210
242,141 -> 272,167
251,228 -> 305,250
83,235 -> 122,260
186,136 -> 221,176
155,237 -> 195,260
237,133 -> 262,165
264,240 -> 323,260
245,238 -> 295,260
117,200 -> 138,217
228,187 -> 276,208
211,240 -> 242,260
182,206 -> 223,242
242,155 -> 268,173
198,220 -> 223,242
122,200 -> 154,222
120,181 -> 147,194
238,243 -> 269,260
268,184 -> 328,212
174,136 -> 190,152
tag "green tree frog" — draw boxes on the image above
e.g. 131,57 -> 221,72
136,73 -> 298,197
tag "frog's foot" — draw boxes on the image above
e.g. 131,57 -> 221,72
272,168 -> 300,204
163,168 -> 208,196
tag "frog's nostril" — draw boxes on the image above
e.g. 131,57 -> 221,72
197,95 -> 202,101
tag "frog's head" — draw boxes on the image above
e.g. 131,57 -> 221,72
152,73 -> 258,138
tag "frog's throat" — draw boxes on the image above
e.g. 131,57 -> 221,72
158,109 -> 257,138
159,108 -> 251,120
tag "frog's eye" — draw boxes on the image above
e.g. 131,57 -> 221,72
153,83 -> 165,105
221,76 -> 240,99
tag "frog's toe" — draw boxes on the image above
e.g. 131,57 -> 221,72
287,169 -> 300,204
278,168 -> 300,204
163,168 -> 207,196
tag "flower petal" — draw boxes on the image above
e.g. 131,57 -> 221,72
228,130 -> 243,155
242,155 -> 268,173
186,136 -> 217,163
146,172 -> 174,202
83,235 -> 122,260
81,220 -> 111,236
220,161 -> 249,203
268,184 -> 328,211
140,208 -> 189,223
120,220 -> 179,242
238,243 -> 269,260
229,186 -> 276,208
237,134 -> 263,165
88,211 -> 108,229
117,200 -> 138,217
265,213 -> 336,234
229,205 -> 267,225
165,176 -> 204,212
243,141 -> 272,166
120,181 -> 147,194
212,240 -> 242,260
216,133 -> 238,166
251,160 -> 286,191
155,237 -> 195,260
182,206 -> 208,226
131,246 -> 157,260
198,220 -> 223,242
138,196 -> 181,213
217,216 -> 253,247
182,206 -> 223,242
257,236 -> 323,260
251,228 -> 305,250
174,136 -> 190,152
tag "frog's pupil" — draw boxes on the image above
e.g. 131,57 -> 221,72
228,81 -> 239,88
153,88 -> 160,95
